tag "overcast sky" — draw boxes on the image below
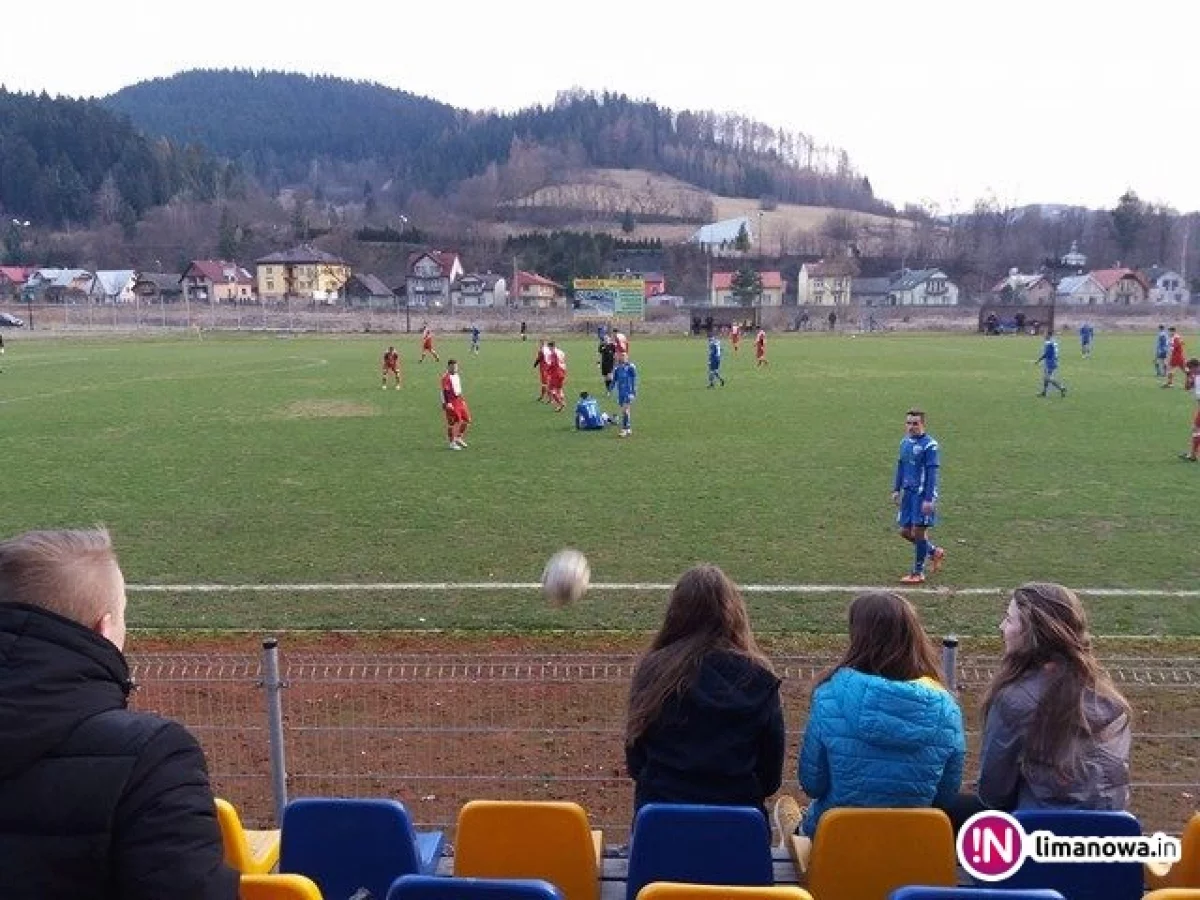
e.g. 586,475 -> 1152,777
5,0 -> 1197,213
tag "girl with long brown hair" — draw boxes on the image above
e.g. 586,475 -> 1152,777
625,565 -> 784,816
977,582 -> 1131,810
790,591 -> 965,840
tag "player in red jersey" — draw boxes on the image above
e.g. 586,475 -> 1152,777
441,359 -> 471,449
419,324 -> 440,363
1181,359 -> 1200,462
1164,327 -> 1187,387
381,346 -> 402,390
755,328 -> 769,367
730,323 -> 741,353
613,330 -> 629,355
546,341 -> 567,411
533,340 -> 551,402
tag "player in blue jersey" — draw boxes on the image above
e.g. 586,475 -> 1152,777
1079,322 -> 1094,358
893,409 -> 945,584
1035,330 -> 1067,397
470,323 -> 481,355
707,334 -> 726,388
611,350 -> 638,437
1155,325 -> 1169,377
574,391 -> 615,430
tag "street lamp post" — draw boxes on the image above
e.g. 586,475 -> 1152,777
9,220 -> 32,328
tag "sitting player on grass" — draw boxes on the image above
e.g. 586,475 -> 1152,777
574,392 -> 615,430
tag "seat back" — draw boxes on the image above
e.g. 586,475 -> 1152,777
239,874 -> 323,900
999,809 -> 1143,900
626,805 -> 773,900
454,801 -> 601,900
280,798 -> 429,900
1145,891 -> 1200,899
638,884 -> 813,900
216,798 -> 280,875
1147,814 -> 1200,891
889,888 -> 1065,899
387,875 -> 564,900
806,808 -> 957,900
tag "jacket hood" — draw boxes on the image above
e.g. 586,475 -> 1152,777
0,603 -> 132,779
825,667 -> 953,749
687,649 -> 781,714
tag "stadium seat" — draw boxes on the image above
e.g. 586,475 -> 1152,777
625,804 -> 774,900
995,809 -> 1143,900
216,797 -> 281,875
387,875 -> 564,900
454,800 -> 603,900
1145,892 -> 1200,900
637,884 -> 813,900
239,874 -> 323,900
802,808 -> 957,900
279,797 -> 444,900
890,888 -> 1065,899
1146,814 -> 1200,891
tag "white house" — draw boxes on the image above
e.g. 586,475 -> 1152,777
452,274 -> 507,308
1143,266 -> 1189,305
91,270 -> 137,304
886,268 -> 959,306
1055,274 -> 1106,306
406,251 -> 464,308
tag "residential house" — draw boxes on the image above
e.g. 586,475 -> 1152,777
798,260 -> 858,306
343,274 -> 395,308
133,272 -> 184,305
513,270 -> 563,308
452,274 -> 507,308
405,250 -> 463,309
23,269 -> 94,303
1142,266 -> 1189,305
183,260 -> 255,304
0,266 -> 34,301
709,271 -> 785,306
256,245 -> 350,303
1091,268 -> 1149,305
690,217 -> 752,255
851,277 -> 893,307
989,271 -> 1055,306
886,268 -> 959,306
91,270 -> 137,305
1055,274 -> 1106,306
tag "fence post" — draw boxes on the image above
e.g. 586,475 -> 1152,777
262,636 -> 288,825
941,635 -> 959,693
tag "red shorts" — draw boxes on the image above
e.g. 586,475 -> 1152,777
755,346 -> 765,359
384,364 -> 398,374
1171,353 -> 1186,368
1192,407 -> 1200,431
548,372 -> 566,391
444,397 -> 471,425
423,339 -> 434,351
538,367 -> 549,386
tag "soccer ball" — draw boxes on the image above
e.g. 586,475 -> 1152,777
542,549 -> 590,607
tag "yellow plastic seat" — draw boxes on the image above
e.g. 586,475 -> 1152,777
638,884 -> 813,900
240,873 -> 323,899
1146,814 -> 1200,891
801,807 -> 957,900
216,797 -> 281,875
1145,891 -> 1200,899
454,801 -> 603,900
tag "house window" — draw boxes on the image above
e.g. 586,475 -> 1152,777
267,281 -> 275,290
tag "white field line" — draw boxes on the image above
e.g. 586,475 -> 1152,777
126,582 -> 1200,598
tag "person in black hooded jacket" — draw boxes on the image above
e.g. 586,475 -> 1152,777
625,564 -> 785,818
0,527 -> 238,900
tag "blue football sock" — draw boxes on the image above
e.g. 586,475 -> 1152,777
622,411 -> 630,430
915,538 -> 930,574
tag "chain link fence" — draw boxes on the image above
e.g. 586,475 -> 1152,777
128,642 -> 1200,840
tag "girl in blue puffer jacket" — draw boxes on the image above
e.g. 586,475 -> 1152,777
789,592 -> 965,851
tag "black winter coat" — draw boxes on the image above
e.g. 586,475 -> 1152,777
626,649 -> 785,814
0,603 -> 239,900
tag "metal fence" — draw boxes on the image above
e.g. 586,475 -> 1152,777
127,640 -> 1200,839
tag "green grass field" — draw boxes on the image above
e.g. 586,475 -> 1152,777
1,329 -> 1196,636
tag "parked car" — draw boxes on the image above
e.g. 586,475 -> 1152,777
0,312 -> 24,327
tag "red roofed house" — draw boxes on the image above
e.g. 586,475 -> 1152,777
0,266 -> 34,302
1091,268 -> 1149,305
406,250 -> 464,308
710,271 -> 785,306
513,270 -> 564,308
182,260 -> 255,304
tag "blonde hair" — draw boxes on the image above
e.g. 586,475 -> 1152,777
0,528 -> 122,627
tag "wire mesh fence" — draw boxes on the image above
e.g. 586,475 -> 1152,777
128,646 -> 1200,839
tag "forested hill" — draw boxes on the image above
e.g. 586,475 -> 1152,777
103,70 -> 888,214
0,89 -> 234,229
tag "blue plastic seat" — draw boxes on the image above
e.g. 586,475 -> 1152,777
387,875 -> 564,900
891,888 -> 1065,899
625,804 -> 773,900
280,797 -> 445,900
995,809 -> 1143,900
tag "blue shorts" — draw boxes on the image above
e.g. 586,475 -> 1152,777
618,392 -> 635,406
898,490 -> 936,528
